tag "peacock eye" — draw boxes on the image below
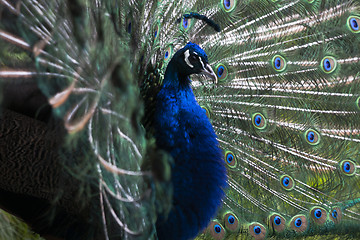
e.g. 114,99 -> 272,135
320,56 -> 336,73
218,66 -> 224,76
222,0 -> 236,12
294,218 -> 302,227
280,175 -> 294,190
310,207 -> 327,225
183,18 -> 189,28
304,129 -> 320,145
332,209 -> 338,218
181,17 -> 192,31
348,16 -> 360,33
215,63 -> 228,81
207,221 -> 226,240
252,113 -> 266,129
272,55 -> 286,72
228,215 -> 235,224
274,216 -> 281,225
340,159 -> 356,176
269,214 -> 286,232
154,24 -> 160,41
225,151 -> 237,168
314,209 -> 322,219
164,45 -> 173,62
330,207 -> 342,224
249,223 -> 266,238
290,215 -> 307,232
223,212 -> 239,231
214,224 -> 221,233
283,178 -> 289,186
253,226 -> 261,235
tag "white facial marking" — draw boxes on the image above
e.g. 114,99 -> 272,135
184,49 -> 194,68
199,57 -> 205,70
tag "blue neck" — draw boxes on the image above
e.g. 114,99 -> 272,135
163,59 -> 191,89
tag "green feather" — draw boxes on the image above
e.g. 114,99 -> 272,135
1,0 -> 360,239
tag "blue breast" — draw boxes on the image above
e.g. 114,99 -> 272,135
154,77 -> 227,240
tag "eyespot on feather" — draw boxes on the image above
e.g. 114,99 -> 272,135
164,45 -> 173,62
280,175 -> 294,191
207,221 -> 226,240
347,16 -> 360,33
272,55 -> 286,72
180,17 -> 192,31
320,56 -> 336,73
269,214 -> 286,232
329,207 -> 342,224
223,212 -> 240,232
221,0 -> 236,12
290,215 -> 308,232
154,24 -> 160,42
310,207 -> 327,225
249,223 -> 266,240
339,159 -> 356,176
304,129 -> 320,145
225,151 -> 237,168
252,113 -> 266,129
215,64 -> 228,81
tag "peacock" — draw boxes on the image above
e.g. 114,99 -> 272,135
0,0 -> 360,239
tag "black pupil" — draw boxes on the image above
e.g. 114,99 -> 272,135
218,68 -> 224,76
345,163 -> 350,170
284,178 -> 289,185
276,59 -> 280,67
228,155 -> 233,162
316,210 -> 321,217
256,117 -> 261,124
296,219 -> 301,226
353,19 -> 358,28
255,227 -> 261,234
225,0 -> 230,7
325,60 -> 330,69
309,133 -> 314,140
275,218 -> 281,225
229,217 -> 234,224
215,226 -> 221,233
333,210 -> 337,218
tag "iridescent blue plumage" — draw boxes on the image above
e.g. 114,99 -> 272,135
154,43 -> 227,240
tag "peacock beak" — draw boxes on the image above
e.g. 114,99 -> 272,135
201,63 -> 218,84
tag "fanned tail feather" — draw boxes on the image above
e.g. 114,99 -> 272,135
1,0 -> 360,239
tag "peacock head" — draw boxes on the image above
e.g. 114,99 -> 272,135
169,42 -> 217,83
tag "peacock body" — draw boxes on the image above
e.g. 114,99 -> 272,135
154,42 -> 227,240
0,0 -> 360,239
